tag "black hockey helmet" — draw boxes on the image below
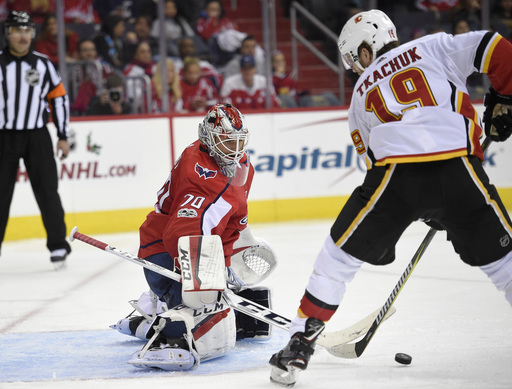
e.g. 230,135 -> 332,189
4,11 -> 35,38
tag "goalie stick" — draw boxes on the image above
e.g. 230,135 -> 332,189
324,137 -> 493,359
69,227 -> 396,351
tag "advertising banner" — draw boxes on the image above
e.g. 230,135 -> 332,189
10,117 -> 172,217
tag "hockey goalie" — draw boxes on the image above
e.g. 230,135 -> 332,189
112,103 -> 277,370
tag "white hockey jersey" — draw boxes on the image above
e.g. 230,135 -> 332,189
348,31 -> 512,168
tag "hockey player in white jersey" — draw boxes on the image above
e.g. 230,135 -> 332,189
270,9 -> 512,386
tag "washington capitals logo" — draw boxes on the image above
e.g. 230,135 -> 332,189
195,163 -> 217,179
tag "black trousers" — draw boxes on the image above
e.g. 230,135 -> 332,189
0,128 -> 70,254
330,156 -> 512,267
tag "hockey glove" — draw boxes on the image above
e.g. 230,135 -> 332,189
483,87 -> 512,142
423,219 -> 444,231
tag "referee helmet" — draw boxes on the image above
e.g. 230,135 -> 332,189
4,11 -> 36,38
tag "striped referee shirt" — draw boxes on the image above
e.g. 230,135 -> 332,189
0,49 -> 70,139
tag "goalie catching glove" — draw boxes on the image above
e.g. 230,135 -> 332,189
483,87 -> 512,142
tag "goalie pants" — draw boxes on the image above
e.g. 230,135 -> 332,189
143,252 -> 183,308
297,156 -> 512,323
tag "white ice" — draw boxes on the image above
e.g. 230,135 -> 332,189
1,219 -> 511,388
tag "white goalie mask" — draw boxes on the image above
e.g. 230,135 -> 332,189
198,103 -> 250,180
338,9 -> 398,71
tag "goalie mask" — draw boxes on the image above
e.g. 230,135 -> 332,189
198,103 -> 250,181
338,9 -> 397,72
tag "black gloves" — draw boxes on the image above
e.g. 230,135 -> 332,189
483,87 -> 512,142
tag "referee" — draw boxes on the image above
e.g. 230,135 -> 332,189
0,11 -> 71,269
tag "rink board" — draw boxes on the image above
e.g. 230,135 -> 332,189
5,105 -> 512,241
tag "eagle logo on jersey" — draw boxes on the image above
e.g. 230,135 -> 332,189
195,163 -> 217,179
25,69 -> 40,86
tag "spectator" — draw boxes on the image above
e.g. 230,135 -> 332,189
220,54 -> 280,110
150,0 -> 195,57
86,74 -> 131,115
93,0 -> 157,23
271,50 -> 298,108
64,0 -> 100,23
492,0 -> 512,37
70,38 -> 113,115
453,17 -> 471,34
222,35 -> 265,79
152,58 -> 184,112
271,51 -> 339,108
125,14 -> 159,61
0,0 -> 7,22
123,41 -> 156,112
415,0 -> 460,12
180,56 -> 219,112
174,37 -> 223,91
123,41 -> 156,78
449,0 -> 481,30
93,14 -> 128,70
174,0 -> 204,24
453,16 -> 485,99
195,0 -> 246,66
7,0 -> 55,24
34,13 -> 79,67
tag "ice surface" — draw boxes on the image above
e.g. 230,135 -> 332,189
1,220 -> 511,388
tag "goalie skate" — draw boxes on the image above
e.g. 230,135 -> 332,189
112,315 -> 150,340
128,345 -> 196,371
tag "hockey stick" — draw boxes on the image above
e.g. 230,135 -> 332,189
69,227 -> 396,348
324,137 -> 493,359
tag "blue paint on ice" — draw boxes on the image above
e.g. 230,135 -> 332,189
0,329 -> 288,382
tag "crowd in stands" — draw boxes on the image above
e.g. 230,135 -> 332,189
0,0 -> 508,116
293,0 -> 512,100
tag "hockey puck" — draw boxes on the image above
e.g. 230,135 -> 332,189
395,353 -> 412,365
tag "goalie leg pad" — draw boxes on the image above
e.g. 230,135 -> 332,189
188,295 -> 237,361
235,286 -> 273,340
178,235 -> 226,309
144,295 -> 236,363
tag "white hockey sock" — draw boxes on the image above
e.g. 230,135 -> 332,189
480,250 -> 512,307
289,315 -> 307,336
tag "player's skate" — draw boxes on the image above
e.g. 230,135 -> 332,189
269,317 -> 325,387
50,248 -> 69,270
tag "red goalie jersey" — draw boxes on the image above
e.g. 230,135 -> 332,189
138,140 -> 254,268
